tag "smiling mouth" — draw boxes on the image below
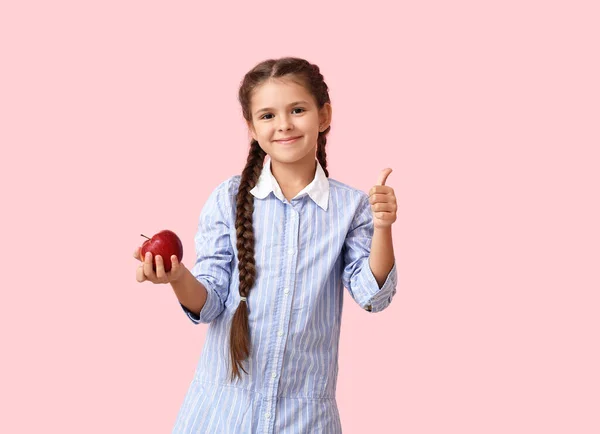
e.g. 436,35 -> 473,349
274,136 -> 301,144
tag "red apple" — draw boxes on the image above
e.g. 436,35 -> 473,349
140,230 -> 183,272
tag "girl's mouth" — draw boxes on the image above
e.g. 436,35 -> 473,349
274,136 -> 301,144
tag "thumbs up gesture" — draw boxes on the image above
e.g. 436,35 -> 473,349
368,168 -> 397,230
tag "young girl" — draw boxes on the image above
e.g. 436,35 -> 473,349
134,57 -> 398,433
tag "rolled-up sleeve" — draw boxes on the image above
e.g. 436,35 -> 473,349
342,193 -> 398,313
180,180 -> 234,324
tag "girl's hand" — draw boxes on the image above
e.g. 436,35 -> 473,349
369,168 -> 397,230
133,246 -> 186,284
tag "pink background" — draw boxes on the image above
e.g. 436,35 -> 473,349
2,0 -> 599,432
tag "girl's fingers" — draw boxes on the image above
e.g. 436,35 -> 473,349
133,247 -> 142,261
155,255 -> 165,279
143,252 -> 156,279
371,202 -> 397,213
369,185 -> 394,197
136,264 -> 146,282
136,251 -> 180,284
171,255 -> 181,279
369,192 -> 396,204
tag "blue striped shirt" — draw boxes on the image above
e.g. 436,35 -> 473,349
173,158 -> 398,433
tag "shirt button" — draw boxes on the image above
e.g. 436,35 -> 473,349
272,372 -> 277,378
283,288 -> 290,294
265,412 -> 271,419
288,248 -> 294,255
277,330 -> 283,336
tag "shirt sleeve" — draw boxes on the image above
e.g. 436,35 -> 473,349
180,179 -> 234,324
341,193 -> 398,313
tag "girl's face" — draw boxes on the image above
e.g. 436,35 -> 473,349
247,77 -> 331,166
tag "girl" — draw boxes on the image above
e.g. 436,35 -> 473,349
134,57 -> 398,433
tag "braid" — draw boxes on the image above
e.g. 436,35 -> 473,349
317,131 -> 330,178
310,62 -> 330,178
230,139 -> 265,381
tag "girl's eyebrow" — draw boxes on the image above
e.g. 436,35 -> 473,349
254,100 -> 309,116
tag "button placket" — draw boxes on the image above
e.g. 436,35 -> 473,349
262,206 -> 300,434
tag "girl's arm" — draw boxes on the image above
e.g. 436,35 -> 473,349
368,168 -> 397,288
176,178 -> 235,323
369,226 -> 395,288
342,193 -> 398,313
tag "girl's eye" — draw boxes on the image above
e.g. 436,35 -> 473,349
260,108 -> 305,120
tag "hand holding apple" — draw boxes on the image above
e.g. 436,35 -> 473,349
134,230 -> 185,284
140,230 -> 183,272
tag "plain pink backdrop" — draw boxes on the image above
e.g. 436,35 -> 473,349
2,0 -> 599,433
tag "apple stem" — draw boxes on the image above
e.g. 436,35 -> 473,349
141,234 -> 151,241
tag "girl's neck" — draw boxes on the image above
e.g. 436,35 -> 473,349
270,155 -> 317,195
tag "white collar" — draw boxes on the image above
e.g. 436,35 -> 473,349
249,158 -> 329,210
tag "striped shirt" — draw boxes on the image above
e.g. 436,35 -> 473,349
172,157 -> 398,434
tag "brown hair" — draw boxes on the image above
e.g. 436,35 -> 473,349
229,57 -> 332,381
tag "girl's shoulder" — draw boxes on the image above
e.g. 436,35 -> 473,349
327,177 -> 366,195
208,175 -> 242,208
213,174 -> 242,197
326,177 -> 371,207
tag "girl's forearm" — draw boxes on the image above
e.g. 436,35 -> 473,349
369,227 -> 395,288
171,265 -> 207,316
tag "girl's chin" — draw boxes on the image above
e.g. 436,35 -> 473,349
270,150 -> 315,164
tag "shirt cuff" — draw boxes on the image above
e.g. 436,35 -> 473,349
178,277 -> 221,324
357,261 -> 398,312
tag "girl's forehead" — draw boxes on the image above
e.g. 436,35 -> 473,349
251,78 -> 314,106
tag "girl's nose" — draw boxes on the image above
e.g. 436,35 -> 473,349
277,116 -> 293,131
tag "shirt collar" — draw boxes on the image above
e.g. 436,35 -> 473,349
249,158 -> 329,210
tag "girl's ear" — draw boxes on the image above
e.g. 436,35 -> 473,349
319,103 -> 333,132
